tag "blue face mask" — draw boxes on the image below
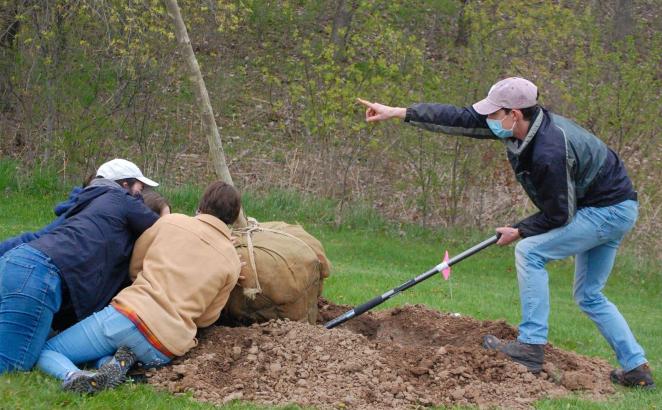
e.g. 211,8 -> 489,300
486,115 -> 515,139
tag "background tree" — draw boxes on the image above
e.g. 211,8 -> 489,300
0,0 -> 659,250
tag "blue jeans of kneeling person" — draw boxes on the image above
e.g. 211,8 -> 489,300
0,244 -> 62,373
37,305 -> 171,380
515,199 -> 646,371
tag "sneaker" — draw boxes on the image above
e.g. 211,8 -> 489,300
483,334 -> 544,373
610,363 -> 656,390
62,370 -> 98,394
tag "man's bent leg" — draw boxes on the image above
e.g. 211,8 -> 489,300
514,207 -> 618,344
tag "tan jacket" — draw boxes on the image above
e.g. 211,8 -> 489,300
113,213 -> 240,356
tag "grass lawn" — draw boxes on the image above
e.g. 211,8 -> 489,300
0,186 -> 660,409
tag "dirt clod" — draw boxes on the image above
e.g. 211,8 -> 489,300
147,299 -> 615,409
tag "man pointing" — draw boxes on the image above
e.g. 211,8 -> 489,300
358,77 -> 654,389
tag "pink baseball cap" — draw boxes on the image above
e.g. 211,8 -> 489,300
472,77 -> 538,115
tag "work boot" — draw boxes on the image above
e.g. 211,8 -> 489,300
62,370 -> 98,394
610,363 -> 655,390
483,334 -> 544,373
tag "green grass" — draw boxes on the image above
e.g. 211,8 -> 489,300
0,185 -> 660,409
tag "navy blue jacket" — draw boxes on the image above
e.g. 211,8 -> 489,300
0,187 -> 83,258
30,178 -> 158,324
405,104 -> 636,237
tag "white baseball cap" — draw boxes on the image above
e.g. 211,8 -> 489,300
472,77 -> 538,115
96,158 -> 159,187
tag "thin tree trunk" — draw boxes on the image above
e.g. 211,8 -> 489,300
455,0 -> 470,47
164,0 -> 247,227
612,0 -> 634,44
330,0 -> 357,62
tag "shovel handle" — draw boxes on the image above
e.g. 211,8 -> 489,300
324,233 -> 503,329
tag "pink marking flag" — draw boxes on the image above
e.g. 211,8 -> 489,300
442,250 -> 451,280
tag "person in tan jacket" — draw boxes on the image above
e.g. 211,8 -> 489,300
36,181 -> 242,393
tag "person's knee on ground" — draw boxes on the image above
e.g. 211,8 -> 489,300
0,247 -> 62,375
0,357 -> 20,373
0,347 -> 39,373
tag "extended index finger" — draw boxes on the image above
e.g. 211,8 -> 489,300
356,97 -> 374,108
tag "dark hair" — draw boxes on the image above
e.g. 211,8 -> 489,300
504,105 -> 539,121
114,178 -> 140,190
197,181 -> 241,224
142,190 -> 170,215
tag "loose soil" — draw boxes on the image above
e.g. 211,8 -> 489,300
146,299 -> 615,409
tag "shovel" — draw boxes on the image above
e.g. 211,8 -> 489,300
324,234 -> 500,329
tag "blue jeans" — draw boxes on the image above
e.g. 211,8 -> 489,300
0,244 -> 62,373
37,305 -> 171,380
514,200 -> 646,371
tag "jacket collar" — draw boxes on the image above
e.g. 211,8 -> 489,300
88,177 -> 124,191
196,214 -> 232,240
505,108 -> 544,156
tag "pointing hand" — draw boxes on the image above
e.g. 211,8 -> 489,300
356,98 -> 406,122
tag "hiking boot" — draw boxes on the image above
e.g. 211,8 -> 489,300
483,334 -> 544,373
93,346 -> 137,389
610,363 -> 655,390
62,370 -> 98,394
61,347 -> 137,394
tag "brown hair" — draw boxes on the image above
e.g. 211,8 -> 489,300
82,173 -> 96,188
142,190 -> 170,215
197,181 -> 241,224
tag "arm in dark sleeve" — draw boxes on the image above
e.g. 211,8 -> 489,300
404,104 -> 496,139
514,159 -> 576,237
125,195 -> 159,236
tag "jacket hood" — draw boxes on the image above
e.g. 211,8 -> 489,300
63,178 -> 127,218
54,186 -> 84,216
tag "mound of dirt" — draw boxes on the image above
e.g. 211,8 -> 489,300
146,299 -> 615,409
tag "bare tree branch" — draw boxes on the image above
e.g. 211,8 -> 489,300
164,0 -> 247,227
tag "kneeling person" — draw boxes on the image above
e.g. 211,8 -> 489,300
37,181 -> 242,393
